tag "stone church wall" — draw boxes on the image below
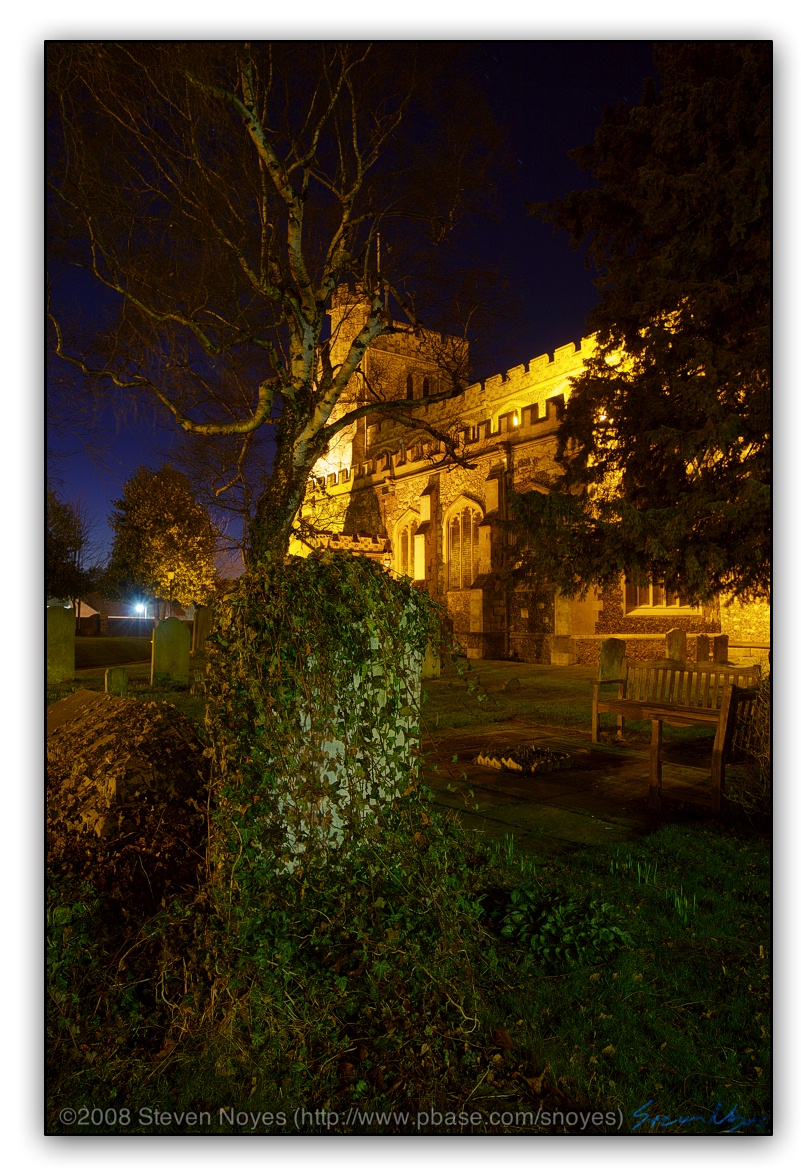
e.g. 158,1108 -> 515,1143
298,301 -> 770,665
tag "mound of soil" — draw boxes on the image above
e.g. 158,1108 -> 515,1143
47,692 -> 208,918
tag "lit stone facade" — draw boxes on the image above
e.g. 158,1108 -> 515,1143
295,292 -> 770,666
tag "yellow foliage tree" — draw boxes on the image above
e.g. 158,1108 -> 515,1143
104,466 -> 219,608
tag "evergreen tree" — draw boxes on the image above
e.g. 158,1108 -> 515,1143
516,42 -> 770,603
103,466 -> 219,608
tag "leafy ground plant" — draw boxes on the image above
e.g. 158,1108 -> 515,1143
47,814 -> 770,1135
491,888 -> 632,969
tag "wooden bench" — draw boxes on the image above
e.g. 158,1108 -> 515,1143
592,657 -> 761,812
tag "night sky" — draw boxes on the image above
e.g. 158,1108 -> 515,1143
47,41 -> 658,566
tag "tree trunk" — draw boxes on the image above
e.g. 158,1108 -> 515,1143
248,422 -> 323,566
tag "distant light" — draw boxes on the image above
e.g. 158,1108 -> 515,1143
512,413 -> 520,426
135,603 -> 145,614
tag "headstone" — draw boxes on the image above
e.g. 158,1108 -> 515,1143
421,640 -> 441,679
47,605 -> 75,684
713,633 -> 729,664
192,604 -> 214,657
664,628 -> 687,662
150,616 -> 191,686
504,676 -> 521,692
105,666 -> 128,696
598,637 -> 626,682
696,633 -> 710,663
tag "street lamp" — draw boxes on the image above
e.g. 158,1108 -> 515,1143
167,571 -> 175,618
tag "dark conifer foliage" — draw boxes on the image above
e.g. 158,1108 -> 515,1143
518,42 -> 770,603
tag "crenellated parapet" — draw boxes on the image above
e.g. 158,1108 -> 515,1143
307,381 -> 571,497
451,333 -> 595,414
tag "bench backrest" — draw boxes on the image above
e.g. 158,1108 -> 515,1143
621,659 -> 761,710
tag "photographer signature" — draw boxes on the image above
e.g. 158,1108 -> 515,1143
632,1099 -> 769,1133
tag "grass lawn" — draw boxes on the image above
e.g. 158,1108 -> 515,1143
46,819 -> 770,1135
46,655 -> 770,1135
422,659 -> 717,744
75,636 -> 152,670
477,826 -> 770,1134
49,640 -> 208,728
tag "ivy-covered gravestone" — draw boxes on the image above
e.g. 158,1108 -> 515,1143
205,553 -> 442,890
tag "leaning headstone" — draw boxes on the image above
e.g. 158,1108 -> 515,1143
150,616 -> 191,686
504,676 -> 521,693
191,604 -> 214,657
47,605 -> 75,684
695,633 -> 710,663
664,628 -> 687,662
105,666 -> 128,697
598,637 -> 626,682
712,633 -> 729,664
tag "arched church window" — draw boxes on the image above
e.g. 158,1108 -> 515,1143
406,373 -> 414,400
396,518 -> 418,578
447,504 -> 482,590
422,376 -> 430,397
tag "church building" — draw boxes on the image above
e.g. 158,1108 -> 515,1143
294,290 -> 769,668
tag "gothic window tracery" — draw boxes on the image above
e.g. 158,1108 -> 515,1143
447,503 -> 482,590
396,517 -> 419,578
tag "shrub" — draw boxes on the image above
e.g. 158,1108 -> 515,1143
487,887 -> 632,970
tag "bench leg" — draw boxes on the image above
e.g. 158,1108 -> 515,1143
649,720 -> 663,811
617,715 -> 625,739
711,686 -> 738,815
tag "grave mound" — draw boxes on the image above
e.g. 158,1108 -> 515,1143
47,692 -> 208,917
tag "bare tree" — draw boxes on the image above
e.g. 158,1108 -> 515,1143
46,485 -> 103,606
48,42 -> 505,564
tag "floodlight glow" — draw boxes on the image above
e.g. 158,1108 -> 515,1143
135,603 -> 145,614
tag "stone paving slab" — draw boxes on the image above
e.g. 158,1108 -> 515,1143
422,718 -> 717,851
